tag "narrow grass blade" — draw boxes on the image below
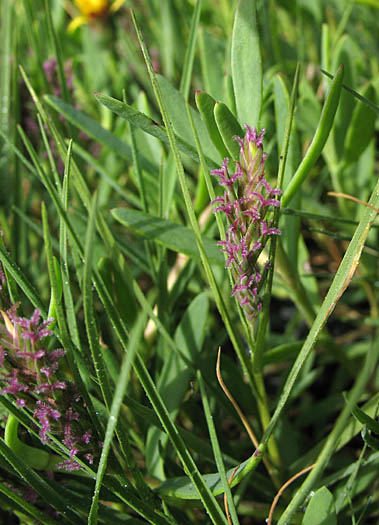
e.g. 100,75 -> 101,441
179,0 -> 202,100
44,95 -> 157,174
343,82 -> 376,165
198,371 -> 240,525
126,12 -> 231,523
282,65 -> 344,207
111,208 -> 224,265
88,313 -> 148,524
0,482 -> 60,525
94,91 -> 219,168
0,439 -> 83,523
320,68 -> 379,113
83,193 -> 113,410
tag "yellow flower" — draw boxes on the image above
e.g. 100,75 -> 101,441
68,0 -> 126,32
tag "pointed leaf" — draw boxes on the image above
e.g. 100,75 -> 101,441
302,487 -> 337,525
231,0 -> 262,127
94,92 -> 218,168
214,100 -> 244,159
112,208 -> 223,265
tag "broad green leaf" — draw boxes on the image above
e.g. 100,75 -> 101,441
302,487 -> 337,525
214,100 -> 244,159
146,293 -> 209,478
44,95 -> 158,174
157,75 -> 221,162
199,28 -> 226,101
111,208 -> 224,266
196,90 -> 229,159
94,92 -> 219,168
231,0 -> 262,127
282,65 -> 344,207
346,395 -> 379,433
344,83 -> 376,165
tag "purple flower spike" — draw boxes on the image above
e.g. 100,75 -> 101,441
211,125 -> 282,321
1,287 -> 98,472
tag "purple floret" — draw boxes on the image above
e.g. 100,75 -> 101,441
211,125 -> 282,320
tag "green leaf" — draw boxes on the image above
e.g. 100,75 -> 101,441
94,92 -> 219,168
111,208 -> 224,266
282,64 -> 344,207
0,481 -> 60,525
231,0 -> 262,127
346,396 -> 379,434
44,95 -> 158,175
361,427 -> 379,451
157,75 -> 221,162
214,100 -> 244,159
196,90 -> 229,159
179,0 -> 202,100
330,36 -> 358,159
0,439 -> 83,523
146,293 -> 209,478
302,487 -> 337,525
198,28 -> 226,101
344,83 -> 376,165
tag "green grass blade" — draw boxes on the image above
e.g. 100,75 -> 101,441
0,439 -> 84,523
44,95 -> 158,175
0,0 -> 13,210
343,82 -> 376,165
278,334 -> 379,523
179,0 -> 202,100
0,482 -> 60,525
111,208 -> 224,265
94,91 -> 219,168
263,176 -> 379,498
282,64 -> 344,207
129,12 -> 231,523
88,313 -> 150,524
198,371 -> 240,524
83,193 -> 113,410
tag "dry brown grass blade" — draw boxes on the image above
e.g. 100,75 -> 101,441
327,192 -> 379,213
267,464 -> 315,524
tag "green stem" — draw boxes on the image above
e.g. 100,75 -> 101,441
5,414 -> 61,471
275,241 -> 316,326
278,332 -> 379,524
282,64 -> 344,207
